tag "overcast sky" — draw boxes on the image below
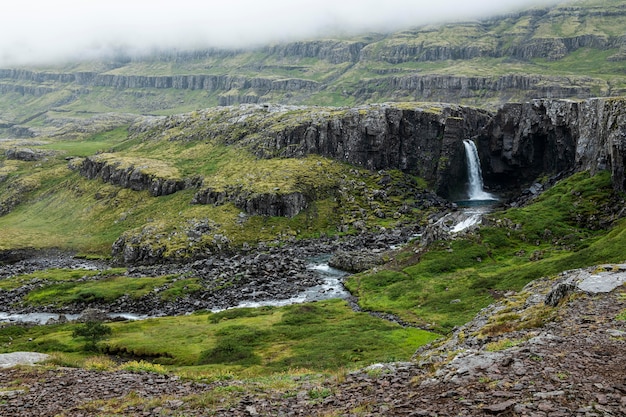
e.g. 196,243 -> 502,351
2,0 -> 565,66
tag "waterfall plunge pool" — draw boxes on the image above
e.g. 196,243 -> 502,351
451,140 -> 500,233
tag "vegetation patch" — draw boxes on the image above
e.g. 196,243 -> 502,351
0,300 -> 438,378
18,274 -> 200,307
0,268 -> 124,290
346,171 -> 626,333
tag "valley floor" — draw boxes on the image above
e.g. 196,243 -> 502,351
1,266 -> 624,416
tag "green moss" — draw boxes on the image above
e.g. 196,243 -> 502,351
347,170 -> 626,333
0,300 -> 439,376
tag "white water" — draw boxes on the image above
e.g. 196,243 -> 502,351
215,258 -> 349,312
463,140 -> 496,201
0,312 -> 148,325
450,205 -> 494,233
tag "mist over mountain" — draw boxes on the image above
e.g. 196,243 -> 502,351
2,0 -> 563,65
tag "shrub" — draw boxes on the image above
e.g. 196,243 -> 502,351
119,360 -> 168,374
72,321 -> 112,351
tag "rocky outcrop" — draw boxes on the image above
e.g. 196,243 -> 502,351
576,98 -> 626,192
328,249 -> 385,273
5,147 -> 52,161
482,100 -> 579,187
483,98 -> 626,192
77,156 -> 201,197
0,69 -> 319,93
242,104 -> 492,197
265,40 -> 367,64
364,74 -> 597,103
124,97 -> 626,200
192,187 -> 309,218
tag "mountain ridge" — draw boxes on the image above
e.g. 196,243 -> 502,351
3,0 -> 626,133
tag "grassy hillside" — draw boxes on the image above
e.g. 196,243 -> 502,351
0,118 -> 434,257
347,170 -> 626,333
0,167 -> 624,380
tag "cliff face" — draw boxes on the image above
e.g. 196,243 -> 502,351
575,99 -> 626,192
246,98 -> 626,195
483,98 -> 626,193
132,104 -> 493,198
77,155 -> 201,197
124,98 -> 626,200
482,100 -> 580,187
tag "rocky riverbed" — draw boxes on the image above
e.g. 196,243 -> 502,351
0,264 -> 624,416
0,228 -> 415,319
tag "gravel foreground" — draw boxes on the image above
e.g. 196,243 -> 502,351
0,267 -> 625,417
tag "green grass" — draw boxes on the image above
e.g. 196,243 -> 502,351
0,268 -> 202,307
0,300 -> 438,378
25,276 -> 169,306
0,268 -> 124,291
346,170 -> 626,333
39,126 -> 130,156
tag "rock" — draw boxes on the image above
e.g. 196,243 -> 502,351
534,390 -> 566,399
545,282 -> 576,307
328,249 -> 385,273
484,98 -> 626,193
77,155 -> 201,197
576,269 -> 626,293
192,187 -> 309,217
606,329 -> 626,337
78,308 -> 108,322
0,352 -> 50,368
5,148 -> 52,161
483,400 -> 516,414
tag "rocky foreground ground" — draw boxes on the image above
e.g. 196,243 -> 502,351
0,264 -> 624,416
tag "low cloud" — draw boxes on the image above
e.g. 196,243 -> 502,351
2,0 -> 565,66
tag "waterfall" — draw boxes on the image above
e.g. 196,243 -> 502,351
463,139 -> 496,201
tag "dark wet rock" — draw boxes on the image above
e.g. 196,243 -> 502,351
545,282 -> 576,307
483,399 -> 516,414
5,148 -> 52,161
78,308 -> 109,322
192,187 -> 308,217
328,249 -> 385,273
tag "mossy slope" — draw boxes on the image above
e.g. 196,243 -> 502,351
0,114 -> 437,258
346,170 -> 626,333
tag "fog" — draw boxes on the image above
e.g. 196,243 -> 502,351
2,0 -> 566,66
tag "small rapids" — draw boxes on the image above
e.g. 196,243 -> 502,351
0,255 -> 350,323
214,256 -> 350,312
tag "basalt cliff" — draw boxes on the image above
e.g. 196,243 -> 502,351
109,97 -> 626,203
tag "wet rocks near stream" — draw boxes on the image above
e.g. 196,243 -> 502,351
0,228 -> 415,318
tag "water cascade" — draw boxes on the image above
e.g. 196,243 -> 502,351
462,139 -> 496,201
447,140 -> 497,233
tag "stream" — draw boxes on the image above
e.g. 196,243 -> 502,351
0,254 -> 350,324
215,255 -> 349,312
